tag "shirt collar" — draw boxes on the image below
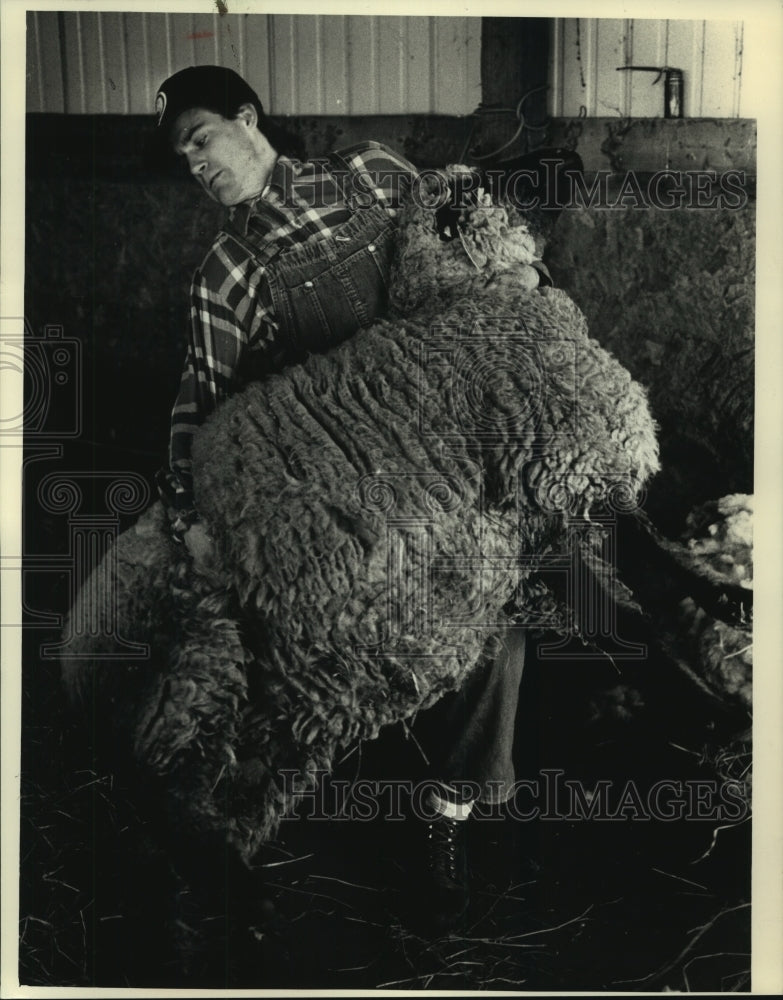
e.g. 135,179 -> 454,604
229,155 -> 295,236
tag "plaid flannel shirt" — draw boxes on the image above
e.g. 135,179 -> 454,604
159,141 -> 430,525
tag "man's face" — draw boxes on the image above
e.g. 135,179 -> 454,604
171,104 -> 277,207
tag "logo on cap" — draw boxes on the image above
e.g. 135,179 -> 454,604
155,91 -> 167,126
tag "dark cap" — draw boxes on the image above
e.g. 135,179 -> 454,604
154,65 -> 263,139
146,64 -> 306,173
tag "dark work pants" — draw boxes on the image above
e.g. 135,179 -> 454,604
413,628 -> 527,804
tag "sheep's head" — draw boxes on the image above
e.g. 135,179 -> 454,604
388,165 -> 540,315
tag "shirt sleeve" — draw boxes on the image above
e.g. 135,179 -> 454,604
158,267 -> 255,521
337,141 -> 485,221
335,142 -> 419,210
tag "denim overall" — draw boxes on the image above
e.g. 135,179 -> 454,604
223,149 -> 525,805
223,148 -> 396,371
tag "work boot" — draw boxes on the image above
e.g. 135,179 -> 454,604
411,815 -> 470,934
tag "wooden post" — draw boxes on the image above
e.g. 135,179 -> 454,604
481,17 -> 550,110
476,17 -> 551,158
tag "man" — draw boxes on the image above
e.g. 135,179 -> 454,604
151,65 -> 530,933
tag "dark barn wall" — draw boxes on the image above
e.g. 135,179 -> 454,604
547,201 -> 755,533
543,118 -> 756,532
25,171 -> 223,471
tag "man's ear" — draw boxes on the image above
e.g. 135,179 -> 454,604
235,102 -> 259,129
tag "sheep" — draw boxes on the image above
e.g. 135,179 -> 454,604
61,180 -> 660,862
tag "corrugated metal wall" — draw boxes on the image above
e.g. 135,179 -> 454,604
25,13 -> 749,120
549,19 -> 746,118
25,11 -> 482,116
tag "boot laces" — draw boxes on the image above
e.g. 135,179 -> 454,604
427,818 -> 463,880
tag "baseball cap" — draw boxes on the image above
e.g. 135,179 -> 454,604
154,65 -> 263,139
145,64 -> 306,173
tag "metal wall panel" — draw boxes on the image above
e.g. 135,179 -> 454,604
377,16 -> 406,114
664,19 -> 701,119
593,19 -> 625,116
102,13 -> 129,114
320,15 -> 349,114
26,11 -> 44,113
700,20 -> 743,117
550,18 -> 746,118
628,19 -> 665,117
26,11 -> 481,116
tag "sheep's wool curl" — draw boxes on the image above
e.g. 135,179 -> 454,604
62,179 -> 660,860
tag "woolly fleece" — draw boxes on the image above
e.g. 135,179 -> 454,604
62,182 -> 660,860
